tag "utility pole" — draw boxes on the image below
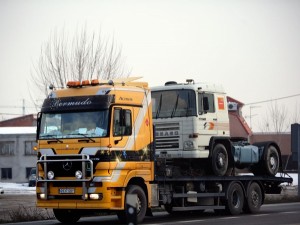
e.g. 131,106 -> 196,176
291,123 -> 300,196
22,99 -> 25,115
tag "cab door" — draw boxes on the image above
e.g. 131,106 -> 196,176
110,106 -> 134,151
197,92 -> 218,140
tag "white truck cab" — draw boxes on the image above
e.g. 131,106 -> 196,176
152,79 -> 230,159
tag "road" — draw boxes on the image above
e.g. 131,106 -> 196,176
1,202 -> 300,225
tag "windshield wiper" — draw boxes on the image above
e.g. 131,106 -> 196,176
186,92 -> 190,117
155,93 -> 163,118
68,133 -> 96,143
171,94 -> 179,118
39,134 -> 63,143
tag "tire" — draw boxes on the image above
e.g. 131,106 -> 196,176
264,146 -> 279,176
251,145 -> 280,176
211,144 -> 229,176
117,185 -> 147,224
53,209 -> 81,224
244,182 -> 262,214
225,182 -> 244,215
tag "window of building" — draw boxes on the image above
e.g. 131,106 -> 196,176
0,141 -> 15,155
25,141 -> 37,156
26,167 -> 35,178
1,168 -> 12,179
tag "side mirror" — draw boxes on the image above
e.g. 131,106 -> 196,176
36,112 -> 41,141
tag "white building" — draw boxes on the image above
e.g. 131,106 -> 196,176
0,127 -> 36,183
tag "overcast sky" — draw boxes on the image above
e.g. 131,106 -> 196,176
0,0 -> 299,131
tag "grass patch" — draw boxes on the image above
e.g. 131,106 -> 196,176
0,205 -> 54,224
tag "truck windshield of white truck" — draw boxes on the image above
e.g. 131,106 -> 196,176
152,89 -> 197,118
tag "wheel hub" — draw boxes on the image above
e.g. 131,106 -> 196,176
232,191 -> 241,208
217,153 -> 225,168
136,197 -> 142,213
251,191 -> 259,206
270,156 -> 277,170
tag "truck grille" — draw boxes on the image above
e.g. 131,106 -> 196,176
38,154 -> 93,181
155,122 -> 180,150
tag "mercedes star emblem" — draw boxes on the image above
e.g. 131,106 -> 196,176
62,161 -> 72,171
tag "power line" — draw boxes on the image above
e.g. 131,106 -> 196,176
0,113 -> 25,115
245,93 -> 300,106
0,105 -> 37,109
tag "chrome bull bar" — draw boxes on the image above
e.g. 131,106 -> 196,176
36,154 -> 93,200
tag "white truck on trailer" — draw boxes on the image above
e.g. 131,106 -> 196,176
151,79 -> 292,215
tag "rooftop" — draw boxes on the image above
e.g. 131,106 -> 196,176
0,127 -> 36,134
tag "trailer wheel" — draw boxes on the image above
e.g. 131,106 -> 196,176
244,182 -> 262,214
53,209 -> 81,224
264,146 -> 279,176
226,182 -> 244,215
117,185 -> 147,224
211,144 -> 229,176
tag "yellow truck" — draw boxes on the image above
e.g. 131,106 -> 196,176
35,77 -> 292,224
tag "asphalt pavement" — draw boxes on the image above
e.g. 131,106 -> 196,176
0,186 -> 298,224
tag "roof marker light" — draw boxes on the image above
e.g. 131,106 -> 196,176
91,79 -> 99,86
81,80 -> 90,86
67,81 -> 81,88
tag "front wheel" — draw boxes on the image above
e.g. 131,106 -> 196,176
211,144 -> 229,176
117,185 -> 147,224
53,209 -> 81,224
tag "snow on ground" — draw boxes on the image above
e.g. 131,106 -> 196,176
0,183 -> 35,195
0,174 -> 298,195
278,173 -> 298,186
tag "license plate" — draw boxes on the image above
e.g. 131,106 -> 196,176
159,153 -> 171,158
59,188 -> 75,194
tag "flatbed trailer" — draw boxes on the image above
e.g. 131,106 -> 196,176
154,172 -> 293,215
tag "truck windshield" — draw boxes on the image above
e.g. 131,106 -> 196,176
38,110 -> 109,139
152,90 -> 197,118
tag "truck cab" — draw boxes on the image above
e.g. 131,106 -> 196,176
35,78 -> 154,223
152,79 -> 229,160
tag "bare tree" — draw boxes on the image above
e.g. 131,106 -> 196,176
258,101 -> 289,133
30,26 -> 129,98
290,103 -> 300,125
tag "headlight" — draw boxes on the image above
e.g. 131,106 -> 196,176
89,193 -> 103,200
184,140 -> 195,150
75,170 -> 83,179
47,171 -> 55,180
38,193 -> 46,199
